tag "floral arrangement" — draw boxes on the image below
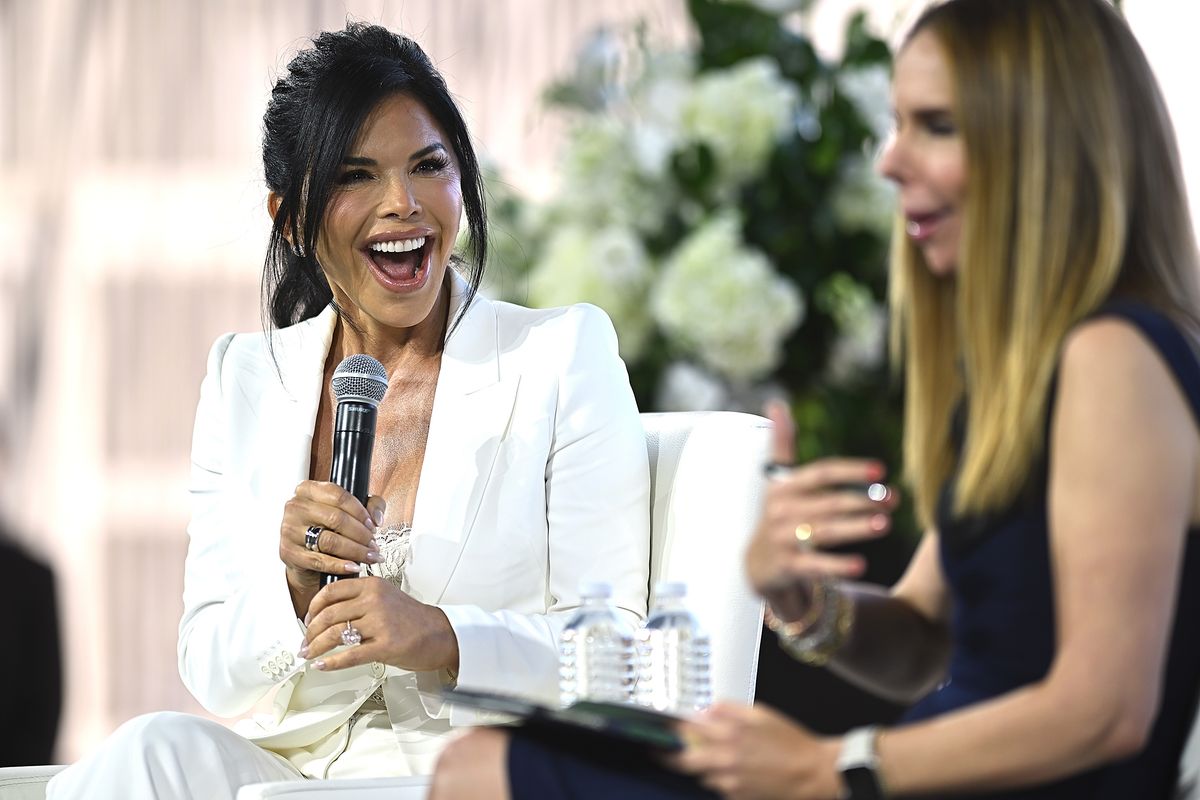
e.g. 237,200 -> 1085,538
484,0 -> 903,467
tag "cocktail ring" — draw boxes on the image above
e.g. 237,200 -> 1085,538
794,523 -> 815,550
341,620 -> 362,647
305,526 -> 323,552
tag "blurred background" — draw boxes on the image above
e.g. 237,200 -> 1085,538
0,0 -> 1194,764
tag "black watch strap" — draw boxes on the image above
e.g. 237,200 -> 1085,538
837,726 -> 886,800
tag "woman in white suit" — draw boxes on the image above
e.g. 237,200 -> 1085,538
48,23 -> 649,799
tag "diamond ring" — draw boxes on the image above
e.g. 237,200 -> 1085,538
341,620 -> 362,647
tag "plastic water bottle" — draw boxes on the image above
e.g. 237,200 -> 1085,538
635,581 -> 713,713
558,582 -> 638,706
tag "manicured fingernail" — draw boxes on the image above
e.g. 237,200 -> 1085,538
299,645 -> 310,658
303,613 -> 311,626
365,549 -> 381,563
870,514 -> 890,532
373,509 -> 384,526
314,660 -> 327,671
344,562 -> 362,574
867,462 -> 886,480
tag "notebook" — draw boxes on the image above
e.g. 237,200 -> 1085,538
439,686 -> 685,751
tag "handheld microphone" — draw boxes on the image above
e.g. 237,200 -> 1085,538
323,354 -> 389,586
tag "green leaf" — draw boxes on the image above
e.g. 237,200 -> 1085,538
841,11 -> 892,68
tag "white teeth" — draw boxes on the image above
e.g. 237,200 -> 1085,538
369,236 -> 426,253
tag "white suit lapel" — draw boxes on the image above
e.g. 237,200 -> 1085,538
409,277 -> 519,603
250,281 -> 517,606
255,306 -> 338,497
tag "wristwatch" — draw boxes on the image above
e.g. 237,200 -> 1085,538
836,726 -> 887,800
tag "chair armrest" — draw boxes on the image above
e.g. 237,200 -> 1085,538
0,765 -> 67,800
236,776 -> 430,800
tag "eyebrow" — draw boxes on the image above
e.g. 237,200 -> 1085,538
340,143 -> 448,166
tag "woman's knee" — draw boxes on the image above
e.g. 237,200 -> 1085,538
111,711 -> 227,751
430,728 -> 512,800
48,712 -> 243,799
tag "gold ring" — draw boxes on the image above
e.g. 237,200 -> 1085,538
794,523 -> 815,549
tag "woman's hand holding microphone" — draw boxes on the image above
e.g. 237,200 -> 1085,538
278,479 -> 384,611
277,481 -> 459,675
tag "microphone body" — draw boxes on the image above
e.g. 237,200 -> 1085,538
329,401 -> 377,508
322,354 -> 389,586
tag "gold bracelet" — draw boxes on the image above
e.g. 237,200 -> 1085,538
765,580 -> 827,638
773,582 -> 855,667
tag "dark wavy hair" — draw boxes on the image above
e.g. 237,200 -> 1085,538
261,22 -> 487,333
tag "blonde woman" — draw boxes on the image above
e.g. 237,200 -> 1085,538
429,0 -> 1200,797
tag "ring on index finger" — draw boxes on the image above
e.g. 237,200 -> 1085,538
305,526 -> 323,553
763,462 -> 792,481
794,524 -> 815,551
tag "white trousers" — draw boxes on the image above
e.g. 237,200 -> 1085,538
45,707 -> 438,800
46,713 -> 300,800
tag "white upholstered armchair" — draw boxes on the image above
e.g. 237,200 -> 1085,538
0,411 -> 772,800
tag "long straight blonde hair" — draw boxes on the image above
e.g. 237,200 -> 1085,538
890,0 -> 1200,527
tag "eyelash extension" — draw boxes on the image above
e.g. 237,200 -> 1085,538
416,155 -> 451,173
335,154 -> 450,185
337,168 -> 371,184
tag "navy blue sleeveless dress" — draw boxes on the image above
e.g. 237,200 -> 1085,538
508,301 -> 1200,799
898,301 -> 1200,798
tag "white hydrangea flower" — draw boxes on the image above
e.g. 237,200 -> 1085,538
571,27 -> 623,111
562,118 -> 623,179
830,155 -> 896,239
679,57 -> 799,184
827,302 -> 887,386
818,273 -> 886,385
627,52 -> 693,177
527,224 -> 654,361
553,118 -> 668,234
655,361 -> 730,412
652,213 -> 804,382
837,64 -> 893,142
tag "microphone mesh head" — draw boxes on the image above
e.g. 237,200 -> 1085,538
331,354 -> 389,406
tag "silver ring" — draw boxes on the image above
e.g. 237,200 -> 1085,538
763,462 -> 792,481
341,620 -> 362,647
304,525 -> 323,552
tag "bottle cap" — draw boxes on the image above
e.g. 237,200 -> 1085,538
578,581 -> 613,599
654,581 -> 687,598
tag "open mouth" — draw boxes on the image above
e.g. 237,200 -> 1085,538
365,236 -> 431,289
905,211 -> 947,241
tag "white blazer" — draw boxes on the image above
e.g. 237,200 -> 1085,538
176,275 -> 650,751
